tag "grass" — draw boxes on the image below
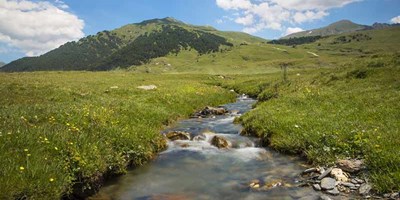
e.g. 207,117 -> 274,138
0,72 -> 235,199
218,57 -> 400,193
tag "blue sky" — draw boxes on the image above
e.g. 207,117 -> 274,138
0,0 -> 399,63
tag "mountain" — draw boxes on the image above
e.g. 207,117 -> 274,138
0,61 -> 5,68
370,22 -> 400,30
283,20 -> 368,39
1,17 -> 266,72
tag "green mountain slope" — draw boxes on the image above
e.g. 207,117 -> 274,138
283,20 -> 368,39
1,17 -> 266,72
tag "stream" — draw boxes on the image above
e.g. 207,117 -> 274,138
92,95 -> 332,200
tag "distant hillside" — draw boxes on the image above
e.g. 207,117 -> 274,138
1,17 -> 266,72
0,62 -> 5,68
283,20 -> 368,39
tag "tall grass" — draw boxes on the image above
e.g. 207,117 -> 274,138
0,72 -> 235,199
219,60 -> 400,193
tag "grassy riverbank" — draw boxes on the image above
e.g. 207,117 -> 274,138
0,72 -> 235,199
218,56 -> 400,193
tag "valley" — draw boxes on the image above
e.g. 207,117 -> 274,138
0,17 -> 399,199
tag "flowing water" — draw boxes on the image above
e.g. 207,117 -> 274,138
93,95 -> 332,200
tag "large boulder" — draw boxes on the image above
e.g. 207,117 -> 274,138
200,106 -> 227,116
165,131 -> 191,141
211,135 -> 229,148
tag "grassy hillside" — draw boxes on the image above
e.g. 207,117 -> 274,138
283,20 -> 368,39
1,18 -> 266,72
0,72 -> 235,199
218,58 -> 400,193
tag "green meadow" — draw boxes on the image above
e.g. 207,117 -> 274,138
0,72 -> 235,199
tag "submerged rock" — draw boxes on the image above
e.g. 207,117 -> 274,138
211,135 -> 229,148
336,159 -> 364,173
165,131 -> 191,141
200,106 -> 227,116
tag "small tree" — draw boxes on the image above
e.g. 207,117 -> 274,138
280,62 -> 292,82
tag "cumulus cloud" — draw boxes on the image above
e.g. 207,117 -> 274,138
285,27 -> 305,36
215,0 -> 361,34
391,16 -> 400,24
0,0 -> 84,56
235,14 -> 254,26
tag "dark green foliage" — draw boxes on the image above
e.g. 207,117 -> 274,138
1,31 -> 124,72
268,36 -> 323,46
332,34 -> 372,44
94,25 -> 232,70
1,24 -> 232,72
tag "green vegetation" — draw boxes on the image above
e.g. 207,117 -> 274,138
283,20 -> 368,39
0,19 -> 399,198
0,17 -> 264,72
0,72 -> 235,199
95,25 -> 233,70
268,36 -> 323,46
218,54 -> 400,193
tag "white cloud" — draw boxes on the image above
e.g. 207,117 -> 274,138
285,27 -> 305,36
270,0 -> 362,11
0,0 -> 84,56
235,14 -> 254,26
216,0 -> 252,10
215,0 -> 361,34
293,10 -> 328,23
390,16 -> 400,24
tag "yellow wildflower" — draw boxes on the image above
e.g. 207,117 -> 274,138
24,149 -> 28,152
19,166 -> 25,171
49,178 -> 54,182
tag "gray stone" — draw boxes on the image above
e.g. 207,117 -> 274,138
313,184 -> 322,191
359,183 -> 372,195
303,168 -> 318,174
319,195 -> 332,200
318,167 -> 333,180
390,192 -> 399,199
354,178 -> 364,184
325,187 -> 340,196
341,182 -> 356,188
320,177 -> 336,190
351,179 -> 358,184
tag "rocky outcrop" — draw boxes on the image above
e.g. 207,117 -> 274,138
211,136 -> 229,148
192,106 -> 227,118
165,131 -> 191,141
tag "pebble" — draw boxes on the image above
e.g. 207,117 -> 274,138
340,182 -> 356,188
320,177 -> 336,190
318,167 -> 333,180
303,168 -> 318,174
319,195 -> 332,200
325,187 -> 340,196
359,183 -> 372,195
313,184 -> 322,191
